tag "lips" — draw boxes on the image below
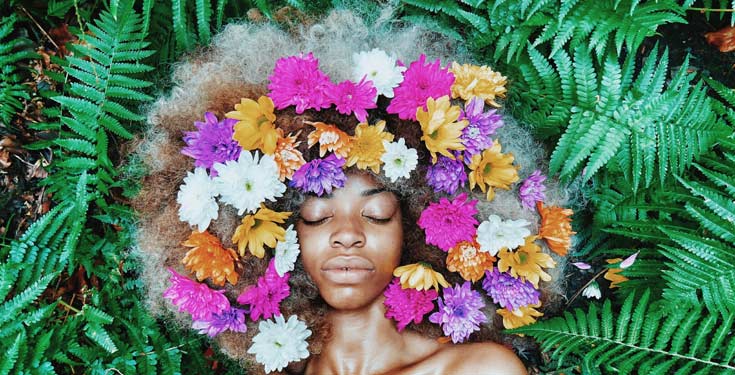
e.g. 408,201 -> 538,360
321,256 -> 375,284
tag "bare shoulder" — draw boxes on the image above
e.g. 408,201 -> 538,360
438,342 -> 527,375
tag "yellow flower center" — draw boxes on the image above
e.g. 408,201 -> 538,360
518,252 -> 528,264
483,163 -> 492,175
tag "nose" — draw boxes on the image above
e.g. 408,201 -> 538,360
329,217 -> 366,250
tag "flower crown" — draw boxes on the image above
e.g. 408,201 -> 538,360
164,49 -> 575,373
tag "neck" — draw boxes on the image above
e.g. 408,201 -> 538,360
312,296 -> 412,375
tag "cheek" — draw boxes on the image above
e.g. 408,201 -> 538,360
296,226 -> 324,276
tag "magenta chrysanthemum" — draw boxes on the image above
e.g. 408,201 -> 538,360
236,259 -> 290,321
163,268 -> 230,320
459,97 -> 503,161
290,153 -> 346,196
383,278 -> 438,331
386,54 -> 454,120
192,307 -> 247,337
417,193 -> 478,251
426,155 -> 467,194
482,268 -> 540,311
326,78 -> 377,122
429,281 -> 487,343
267,53 -> 334,113
181,112 -> 241,176
519,170 -> 547,210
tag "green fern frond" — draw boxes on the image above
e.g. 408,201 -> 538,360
510,291 -> 735,373
0,15 -> 36,125
525,45 -> 730,187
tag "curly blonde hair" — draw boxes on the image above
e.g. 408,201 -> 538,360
132,7 -> 574,373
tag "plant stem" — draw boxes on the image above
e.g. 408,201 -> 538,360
688,7 -> 735,13
58,299 -> 81,314
566,269 -> 607,307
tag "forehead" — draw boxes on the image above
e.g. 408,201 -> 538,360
303,173 -> 394,203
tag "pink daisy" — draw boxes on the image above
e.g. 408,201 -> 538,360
267,53 -> 334,113
417,193 -> 479,251
386,54 -> 454,120
326,78 -> 377,122
236,259 -> 291,321
163,268 -> 230,320
384,278 -> 438,331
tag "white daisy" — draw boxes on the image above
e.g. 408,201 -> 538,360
352,48 -> 407,98
248,315 -> 312,374
582,281 -> 602,299
476,214 -> 532,256
380,138 -> 418,182
212,151 -> 286,215
177,167 -> 219,231
274,225 -> 300,277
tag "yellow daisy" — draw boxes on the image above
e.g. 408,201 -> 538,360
450,62 -> 507,108
497,236 -> 556,288
497,303 -> 543,329
416,95 -> 467,163
537,202 -> 576,256
231,205 -> 291,258
274,130 -> 306,181
226,96 -> 279,154
604,258 -> 629,288
345,121 -> 394,173
446,240 -> 495,282
468,140 -> 519,201
306,121 -> 352,158
393,263 -> 450,291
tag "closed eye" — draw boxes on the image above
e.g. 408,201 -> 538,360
300,217 -> 330,226
364,215 -> 392,224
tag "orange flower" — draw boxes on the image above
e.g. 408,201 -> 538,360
231,206 -> 291,258
182,231 -> 240,286
604,258 -> 629,288
446,240 -> 495,282
274,130 -> 305,181
497,236 -> 556,288
306,121 -> 352,158
536,202 -> 576,256
497,303 -> 543,329
468,140 -> 519,201
227,96 -> 279,154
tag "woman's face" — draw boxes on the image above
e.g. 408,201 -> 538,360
296,173 -> 403,311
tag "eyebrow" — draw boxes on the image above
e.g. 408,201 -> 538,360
308,187 -> 388,199
361,187 -> 388,197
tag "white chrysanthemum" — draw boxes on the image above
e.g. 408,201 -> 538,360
274,225 -> 300,277
352,48 -> 407,98
582,281 -> 602,299
248,315 -> 312,374
380,138 -> 418,182
212,151 -> 286,215
476,214 -> 532,256
177,167 -> 219,231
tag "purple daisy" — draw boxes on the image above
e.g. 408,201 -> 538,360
417,193 -> 478,251
426,155 -> 467,194
518,170 -> 547,210
482,268 -> 540,311
429,282 -> 487,343
290,153 -> 346,196
163,268 -> 230,321
327,78 -> 377,122
192,307 -> 247,337
459,97 -> 504,161
383,278 -> 438,332
267,53 -> 334,113
181,112 -> 241,176
236,260 -> 290,321
386,54 -> 454,120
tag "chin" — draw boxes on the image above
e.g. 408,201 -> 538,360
321,287 -> 384,311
